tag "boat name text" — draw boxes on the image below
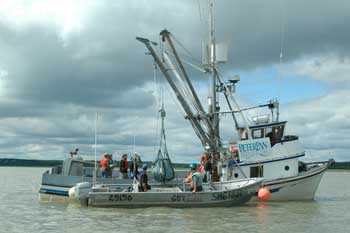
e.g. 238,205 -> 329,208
211,190 -> 242,201
239,141 -> 268,153
171,194 -> 202,202
108,194 -> 132,202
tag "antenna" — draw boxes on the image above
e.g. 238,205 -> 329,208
277,0 -> 286,103
133,135 -> 136,155
93,112 -> 98,187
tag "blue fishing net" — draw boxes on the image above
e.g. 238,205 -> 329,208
152,148 -> 175,182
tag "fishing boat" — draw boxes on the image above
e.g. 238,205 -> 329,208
220,108 -> 335,201
39,156 -> 188,198
39,156 -> 97,197
39,156 -> 127,198
70,178 -> 263,208
136,1 -> 334,202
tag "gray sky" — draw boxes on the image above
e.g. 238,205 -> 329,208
0,0 -> 349,162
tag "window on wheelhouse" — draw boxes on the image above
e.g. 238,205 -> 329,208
239,129 -> 248,140
252,129 -> 264,139
268,125 -> 285,146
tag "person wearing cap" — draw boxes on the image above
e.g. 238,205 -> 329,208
189,163 -> 203,192
138,163 -> 150,192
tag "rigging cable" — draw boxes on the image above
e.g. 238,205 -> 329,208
170,34 -> 202,65
277,0 -> 286,105
197,0 -> 203,23
153,60 -> 161,158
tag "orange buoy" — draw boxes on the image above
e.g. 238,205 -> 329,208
258,187 -> 271,201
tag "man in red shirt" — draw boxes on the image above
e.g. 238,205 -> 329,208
119,154 -> 128,179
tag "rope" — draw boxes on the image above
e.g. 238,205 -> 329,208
169,34 -> 202,65
153,62 -> 161,159
197,0 -> 203,23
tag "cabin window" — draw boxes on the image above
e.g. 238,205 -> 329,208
69,162 -> 84,176
250,165 -> 263,178
272,125 -> 285,140
265,127 -> 272,137
234,173 -> 239,178
280,125 -> 285,137
269,125 -> 285,145
240,130 -> 248,140
284,165 -> 290,171
252,129 -> 264,139
273,126 -> 281,137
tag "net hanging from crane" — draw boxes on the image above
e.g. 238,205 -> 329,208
152,106 -> 175,182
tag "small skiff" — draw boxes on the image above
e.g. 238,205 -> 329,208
77,178 -> 263,208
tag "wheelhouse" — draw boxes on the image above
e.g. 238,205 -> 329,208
238,121 -> 289,146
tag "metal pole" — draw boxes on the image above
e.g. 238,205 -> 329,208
93,112 -> 98,187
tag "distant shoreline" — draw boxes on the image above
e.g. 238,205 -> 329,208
0,158 -> 349,170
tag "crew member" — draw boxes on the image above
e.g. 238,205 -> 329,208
119,154 -> 129,179
232,146 -> 240,163
199,154 -> 206,177
106,154 -> 114,178
203,153 -> 212,182
189,163 -> 203,192
138,163 -> 150,192
100,154 -> 109,178
129,156 -> 139,179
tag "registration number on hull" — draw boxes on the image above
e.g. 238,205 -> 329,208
108,194 -> 133,202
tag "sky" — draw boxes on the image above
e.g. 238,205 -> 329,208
0,0 -> 349,163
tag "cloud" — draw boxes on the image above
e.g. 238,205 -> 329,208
283,90 -> 350,161
0,0 -> 349,163
287,54 -> 350,86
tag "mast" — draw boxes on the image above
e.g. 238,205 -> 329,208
136,2 -> 222,181
208,1 -> 221,182
208,0 -> 220,152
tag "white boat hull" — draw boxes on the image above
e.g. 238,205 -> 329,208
254,162 -> 329,201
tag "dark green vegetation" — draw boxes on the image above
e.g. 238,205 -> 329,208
0,158 -> 62,167
0,158 -> 349,169
330,161 -> 350,170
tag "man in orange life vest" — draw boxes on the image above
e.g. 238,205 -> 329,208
100,154 -> 112,178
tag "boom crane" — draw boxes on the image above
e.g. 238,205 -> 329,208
137,2 -> 224,181
136,37 -> 214,150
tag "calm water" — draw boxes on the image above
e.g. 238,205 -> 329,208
0,167 -> 349,233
